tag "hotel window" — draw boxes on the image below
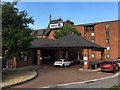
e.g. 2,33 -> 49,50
106,39 -> 110,43
106,31 -> 110,36
106,24 -> 110,29
91,39 -> 95,43
54,30 -> 57,34
84,27 -> 88,31
91,32 -> 94,37
91,53 -> 95,58
84,33 -> 86,37
90,27 -> 94,30
106,54 -> 110,59
107,46 -> 110,51
42,36 -> 45,38
24,55 -> 28,62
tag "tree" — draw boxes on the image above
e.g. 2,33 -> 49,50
2,2 -> 34,67
53,24 -> 81,39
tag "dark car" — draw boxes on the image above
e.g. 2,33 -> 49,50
71,60 -> 80,65
101,60 -> 119,73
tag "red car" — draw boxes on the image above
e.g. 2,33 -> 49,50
101,60 -> 119,73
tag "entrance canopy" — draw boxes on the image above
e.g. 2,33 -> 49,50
31,34 -> 105,49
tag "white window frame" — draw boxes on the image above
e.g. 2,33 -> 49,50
106,24 -> 110,28
91,39 -> 95,43
84,33 -> 86,37
107,46 -> 110,51
24,55 -> 28,62
91,32 -> 94,37
91,53 -> 95,58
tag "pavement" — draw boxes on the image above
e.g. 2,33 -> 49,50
46,72 -> 120,88
7,64 -> 115,89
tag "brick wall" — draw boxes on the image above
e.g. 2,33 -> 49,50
17,50 -> 34,68
95,21 -> 118,60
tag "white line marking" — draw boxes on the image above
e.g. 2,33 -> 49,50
40,72 -> 119,88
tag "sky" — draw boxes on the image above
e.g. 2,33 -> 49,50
14,2 -> 119,29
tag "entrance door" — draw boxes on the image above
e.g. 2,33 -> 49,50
42,50 -> 55,64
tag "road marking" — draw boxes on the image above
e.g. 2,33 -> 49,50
40,72 -> 119,88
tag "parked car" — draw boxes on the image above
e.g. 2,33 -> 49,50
101,60 -> 119,73
54,59 -> 72,67
116,60 -> 120,68
116,57 -> 120,60
71,60 -> 80,65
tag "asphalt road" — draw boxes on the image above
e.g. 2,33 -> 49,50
47,72 -> 120,88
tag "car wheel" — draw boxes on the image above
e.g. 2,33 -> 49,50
101,70 -> 104,72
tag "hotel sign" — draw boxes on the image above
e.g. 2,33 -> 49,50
50,23 -> 63,29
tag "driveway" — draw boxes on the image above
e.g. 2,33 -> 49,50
10,64 -> 114,88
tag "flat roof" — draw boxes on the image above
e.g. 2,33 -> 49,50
75,20 -> 119,26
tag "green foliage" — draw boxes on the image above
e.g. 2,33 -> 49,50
2,2 -> 34,59
110,85 -> 120,89
53,24 -> 81,39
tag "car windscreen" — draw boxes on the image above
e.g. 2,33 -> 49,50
103,61 -> 112,65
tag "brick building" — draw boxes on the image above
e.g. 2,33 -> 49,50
5,19 -> 119,68
33,19 -> 120,60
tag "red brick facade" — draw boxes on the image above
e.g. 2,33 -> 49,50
7,20 -> 119,68
41,20 -> 119,60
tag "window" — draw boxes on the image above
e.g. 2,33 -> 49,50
42,36 -> 44,38
84,27 -> 87,31
106,24 -> 110,28
90,27 -> 94,30
103,61 -> 112,65
24,55 -> 28,62
106,54 -> 110,59
84,33 -> 86,37
106,31 -> 110,36
91,53 -> 95,58
106,39 -> 110,43
91,32 -> 94,36
91,39 -> 95,43
54,30 -> 57,34
107,46 -> 110,51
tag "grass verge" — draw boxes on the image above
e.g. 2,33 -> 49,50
2,69 -> 37,87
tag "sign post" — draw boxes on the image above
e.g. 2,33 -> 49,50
84,56 -> 88,69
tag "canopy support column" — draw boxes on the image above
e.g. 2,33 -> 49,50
37,49 -> 42,66
13,56 -> 17,68
66,50 -> 68,60
83,48 -> 89,69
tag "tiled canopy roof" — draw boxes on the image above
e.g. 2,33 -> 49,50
31,38 -> 55,48
31,34 -> 105,49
